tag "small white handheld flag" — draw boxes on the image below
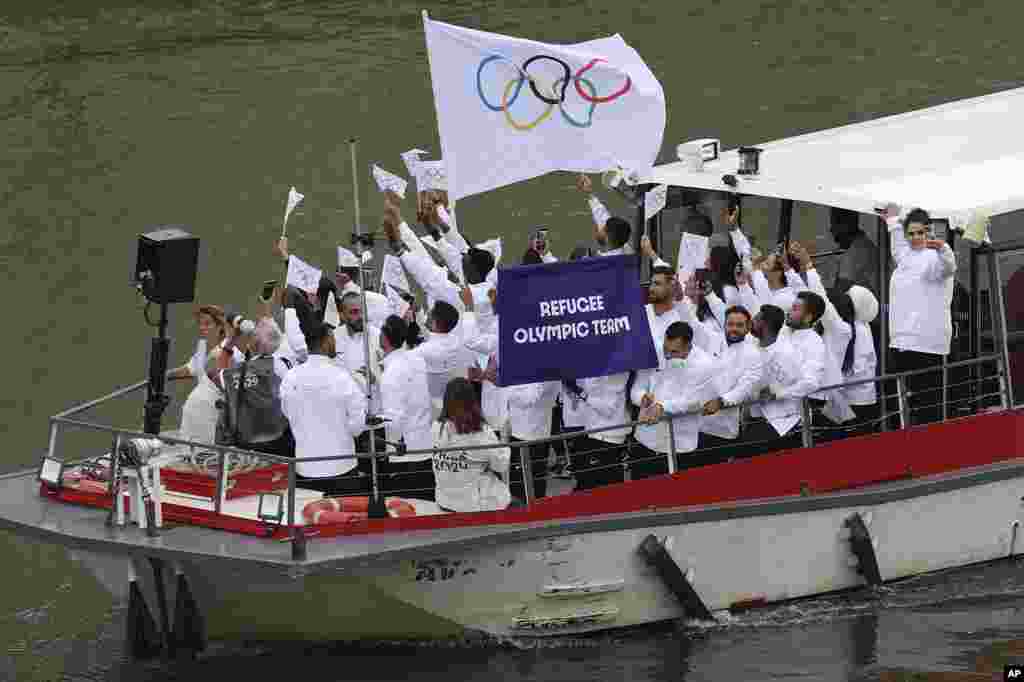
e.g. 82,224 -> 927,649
416,160 -> 447,192
677,233 -> 710,283
401,148 -> 429,176
282,186 -> 304,237
337,246 -> 359,269
372,164 -> 408,199
285,255 -> 322,294
644,184 -> 668,221
323,291 -> 341,327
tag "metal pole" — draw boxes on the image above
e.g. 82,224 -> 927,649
286,460 -> 296,528
941,356 -> 949,420
214,449 -> 228,515
143,303 -> 171,435
518,445 -> 535,505
970,247 -> 981,401
106,433 -> 122,527
800,398 -> 814,448
896,376 -> 910,429
878,216 -> 890,432
666,418 -> 678,475
987,248 -> 1015,408
46,421 -> 59,461
349,138 -> 382,511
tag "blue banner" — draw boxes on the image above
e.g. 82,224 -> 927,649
496,255 -> 658,387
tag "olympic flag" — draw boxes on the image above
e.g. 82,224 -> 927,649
423,15 -> 666,202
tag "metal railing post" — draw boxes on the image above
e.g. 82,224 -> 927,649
106,433 -> 122,527
896,376 -> 911,429
214,449 -> 229,515
46,421 -> 59,461
286,460 -> 296,528
941,356 -> 949,420
987,248 -> 1015,408
800,398 -> 814,448
666,418 -> 678,475
519,444 -> 535,506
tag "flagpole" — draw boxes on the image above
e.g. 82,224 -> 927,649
349,137 -> 382,513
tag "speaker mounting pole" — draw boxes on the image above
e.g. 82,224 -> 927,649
143,302 -> 171,435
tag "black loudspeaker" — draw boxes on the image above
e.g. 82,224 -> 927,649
134,228 -> 200,304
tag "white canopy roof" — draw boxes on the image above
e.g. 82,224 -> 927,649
649,85 -> 1024,221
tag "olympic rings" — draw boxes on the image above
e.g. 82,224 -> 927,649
502,77 -> 555,131
522,55 -> 571,105
574,58 -> 631,104
553,76 -> 597,128
475,53 -> 632,131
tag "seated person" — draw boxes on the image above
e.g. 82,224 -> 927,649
431,378 -> 511,512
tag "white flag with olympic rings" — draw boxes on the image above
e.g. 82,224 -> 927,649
423,16 -> 666,202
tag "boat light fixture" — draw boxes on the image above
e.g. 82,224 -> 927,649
38,456 -> 64,490
257,492 -> 284,523
737,147 -> 762,176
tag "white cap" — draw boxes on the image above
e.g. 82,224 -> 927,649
337,246 -> 359,268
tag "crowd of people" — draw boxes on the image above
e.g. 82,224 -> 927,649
166,178 -> 959,513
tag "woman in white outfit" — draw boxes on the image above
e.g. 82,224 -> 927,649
167,305 -> 240,446
431,378 -> 511,513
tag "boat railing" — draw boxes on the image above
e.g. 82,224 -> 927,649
44,352 -> 1010,540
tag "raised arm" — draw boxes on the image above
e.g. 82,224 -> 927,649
880,204 -> 911,265
923,241 -> 956,281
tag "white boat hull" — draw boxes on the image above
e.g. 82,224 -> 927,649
67,466 -> 1024,641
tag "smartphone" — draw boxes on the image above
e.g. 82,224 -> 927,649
930,218 -> 949,242
260,280 -> 277,302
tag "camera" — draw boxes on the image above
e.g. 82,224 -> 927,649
118,438 -> 163,467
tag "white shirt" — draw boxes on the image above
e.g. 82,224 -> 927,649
750,270 -> 797,316
887,216 -> 957,355
432,421 -> 511,512
630,346 -> 717,454
507,381 -> 559,441
279,355 -> 367,478
379,347 -> 434,462
333,323 -> 382,413
701,335 -> 763,440
755,332 -> 823,436
579,372 -> 630,444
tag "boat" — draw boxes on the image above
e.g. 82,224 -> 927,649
2,84 -> 1024,657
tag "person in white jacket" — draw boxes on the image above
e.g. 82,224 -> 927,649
431,378 -> 511,513
378,315 -> 435,500
698,305 -> 763,463
880,204 -> 956,426
507,380 -> 559,500
279,321 -> 369,495
788,242 -> 879,438
744,304 -> 822,457
630,322 -> 718,478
